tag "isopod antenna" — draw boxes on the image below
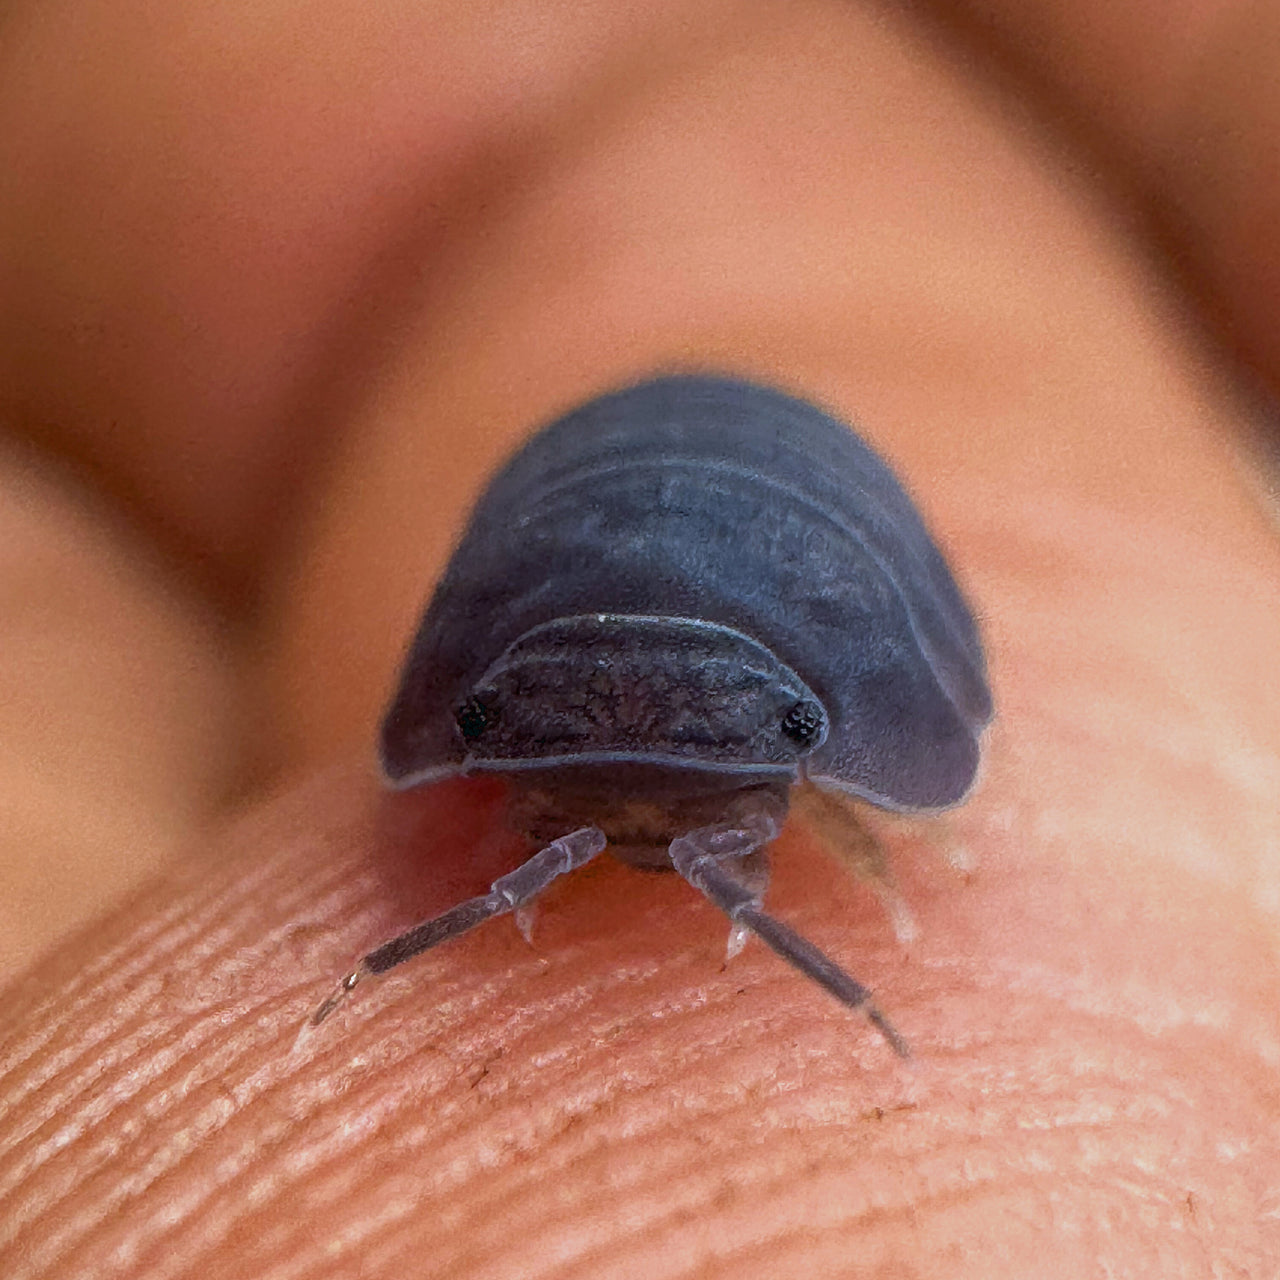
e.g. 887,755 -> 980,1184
669,810 -> 910,1059
307,825 -> 607,1027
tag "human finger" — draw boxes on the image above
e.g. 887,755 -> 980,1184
2,2 -> 1278,1277
927,0 -> 1280,397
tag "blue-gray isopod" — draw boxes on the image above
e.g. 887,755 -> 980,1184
310,375 -> 992,1053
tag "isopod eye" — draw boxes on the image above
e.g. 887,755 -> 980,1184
454,695 -> 492,742
781,700 -> 825,747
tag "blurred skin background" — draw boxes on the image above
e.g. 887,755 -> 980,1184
0,1 -> 1278,1277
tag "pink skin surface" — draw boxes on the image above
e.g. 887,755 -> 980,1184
1,2 -> 1278,1276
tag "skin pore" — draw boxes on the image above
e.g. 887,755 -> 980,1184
0,1 -> 1278,1276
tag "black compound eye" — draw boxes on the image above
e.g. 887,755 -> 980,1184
781,699 -> 825,747
454,695 -> 492,742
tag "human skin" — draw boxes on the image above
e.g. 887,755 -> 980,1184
1,0 -> 1279,1276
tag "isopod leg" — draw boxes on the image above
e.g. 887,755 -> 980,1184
720,848 -> 770,961
669,812 -> 909,1058
307,825 -> 607,1027
794,780 -> 919,944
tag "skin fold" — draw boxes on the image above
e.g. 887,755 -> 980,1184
0,1 -> 1278,1276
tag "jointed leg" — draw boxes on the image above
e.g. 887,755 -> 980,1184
721,847 -> 769,961
669,808 -> 909,1057
794,780 -> 919,944
307,825 -> 607,1026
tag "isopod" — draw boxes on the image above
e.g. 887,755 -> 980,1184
310,375 -> 992,1054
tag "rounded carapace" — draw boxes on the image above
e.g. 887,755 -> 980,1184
379,374 -> 991,810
